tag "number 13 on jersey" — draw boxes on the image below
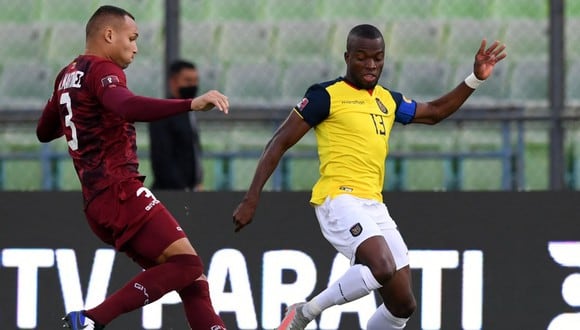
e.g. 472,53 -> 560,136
60,92 -> 79,151
370,113 -> 386,135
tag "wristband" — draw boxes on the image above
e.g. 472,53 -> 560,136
464,72 -> 484,89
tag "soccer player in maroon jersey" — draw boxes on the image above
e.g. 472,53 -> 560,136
36,5 -> 228,330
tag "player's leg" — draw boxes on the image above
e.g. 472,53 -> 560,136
69,181 -> 222,328
365,224 -> 416,329
101,232 -> 225,329
367,266 -> 415,329
319,233 -> 414,330
178,275 -> 226,330
134,218 -> 225,329
149,214 -> 225,329
82,206 -> 205,326
278,195 -> 387,329
116,201 -> 225,329
304,235 -> 391,313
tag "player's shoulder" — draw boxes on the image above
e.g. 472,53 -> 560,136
377,83 -> 405,101
304,77 -> 343,99
376,83 -> 395,95
305,77 -> 341,92
318,77 -> 343,89
74,55 -> 122,76
78,56 -> 126,88
302,77 -> 339,98
79,55 -> 114,66
295,78 -> 339,126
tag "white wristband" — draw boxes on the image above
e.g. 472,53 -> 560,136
464,72 -> 484,89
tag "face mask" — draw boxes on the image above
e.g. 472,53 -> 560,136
178,85 -> 198,99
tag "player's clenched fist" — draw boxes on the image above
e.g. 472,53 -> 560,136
190,90 -> 229,113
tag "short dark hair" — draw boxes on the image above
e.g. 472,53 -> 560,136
168,60 -> 197,78
86,5 -> 135,39
346,24 -> 384,51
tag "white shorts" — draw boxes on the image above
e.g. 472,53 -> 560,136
314,194 -> 409,270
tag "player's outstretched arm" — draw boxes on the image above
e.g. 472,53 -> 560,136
101,87 -> 229,122
233,111 -> 311,232
412,39 -> 507,125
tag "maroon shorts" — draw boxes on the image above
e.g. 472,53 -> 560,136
85,178 -> 186,263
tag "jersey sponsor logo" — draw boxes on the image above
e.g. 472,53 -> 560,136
350,223 -> 363,237
341,100 -> 365,105
296,97 -> 309,111
375,97 -> 388,114
211,326 -> 226,330
101,75 -> 120,88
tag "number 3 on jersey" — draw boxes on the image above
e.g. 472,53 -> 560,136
60,92 -> 78,151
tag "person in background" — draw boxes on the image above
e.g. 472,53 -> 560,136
149,60 -> 204,191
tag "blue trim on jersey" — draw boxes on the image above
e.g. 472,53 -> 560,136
390,90 -> 417,125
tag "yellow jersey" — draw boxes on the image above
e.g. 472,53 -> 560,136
294,78 -> 416,205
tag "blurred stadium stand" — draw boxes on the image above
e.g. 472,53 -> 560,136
280,60 -> 335,106
0,0 -> 578,191
395,59 -> 452,101
503,19 -> 549,60
509,59 -> 549,107
223,61 -> 281,106
0,61 -> 53,110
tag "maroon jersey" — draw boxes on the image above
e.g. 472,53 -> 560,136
37,55 -> 193,205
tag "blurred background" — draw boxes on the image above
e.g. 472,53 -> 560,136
0,0 -> 578,192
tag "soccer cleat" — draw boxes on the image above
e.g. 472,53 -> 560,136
62,311 -> 104,330
277,303 -> 313,330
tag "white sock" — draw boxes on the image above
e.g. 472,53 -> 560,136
302,264 -> 382,319
366,304 -> 408,330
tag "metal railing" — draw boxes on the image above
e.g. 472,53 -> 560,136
7,105 -> 578,191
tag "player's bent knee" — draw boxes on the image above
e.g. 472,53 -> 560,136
367,259 -> 397,284
158,237 -> 197,263
389,296 -> 417,319
373,267 -> 396,284
179,279 -> 210,298
165,254 -> 204,289
357,240 -> 398,284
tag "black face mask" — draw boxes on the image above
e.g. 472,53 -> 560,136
178,86 -> 198,99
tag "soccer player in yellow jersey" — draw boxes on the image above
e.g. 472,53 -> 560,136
233,24 -> 506,330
